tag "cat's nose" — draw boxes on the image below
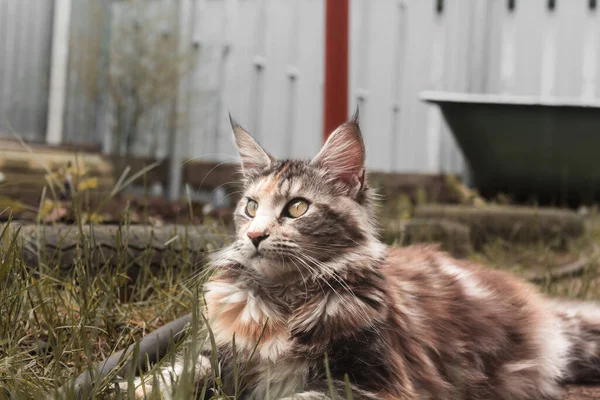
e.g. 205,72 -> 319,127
247,231 -> 269,248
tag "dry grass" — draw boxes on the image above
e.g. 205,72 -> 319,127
0,217 -> 205,399
471,214 -> 600,300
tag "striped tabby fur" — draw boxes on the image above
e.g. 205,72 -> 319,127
137,114 -> 600,399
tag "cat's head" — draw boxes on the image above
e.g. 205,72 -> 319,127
227,113 -> 381,277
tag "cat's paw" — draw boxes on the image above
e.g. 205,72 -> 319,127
117,377 -> 153,399
133,384 -> 153,399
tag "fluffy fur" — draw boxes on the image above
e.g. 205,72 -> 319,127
133,115 -> 600,399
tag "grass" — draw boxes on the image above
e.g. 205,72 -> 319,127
0,218 -> 205,399
2,185 -> 600,398
472,215 -> 600,300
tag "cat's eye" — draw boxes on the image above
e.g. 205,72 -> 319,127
286,199 -> 309,218
245,199 -> 258,217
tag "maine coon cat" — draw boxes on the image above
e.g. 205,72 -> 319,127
131,114 -> 600,399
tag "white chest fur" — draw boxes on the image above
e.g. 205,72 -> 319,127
204,280 -> 292,362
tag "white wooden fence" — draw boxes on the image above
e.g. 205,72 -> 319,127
1,0 -> 599,177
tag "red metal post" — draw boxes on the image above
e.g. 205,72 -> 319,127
323,0 -> 349,142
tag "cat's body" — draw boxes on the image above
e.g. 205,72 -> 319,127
132,115 -> 600,399
203,245 -> 579,400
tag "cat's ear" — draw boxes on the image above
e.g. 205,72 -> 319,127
230,114 -> 274,176
311,111 -> 365,190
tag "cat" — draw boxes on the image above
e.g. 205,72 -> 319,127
130,113 -> 600,399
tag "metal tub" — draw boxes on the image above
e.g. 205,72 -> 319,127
421,91 -> 600,203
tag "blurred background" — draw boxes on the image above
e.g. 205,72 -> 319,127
1,0 -> 600,219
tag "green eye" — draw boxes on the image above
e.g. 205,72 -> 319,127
286,199 -> 309,218
245,200 -> 258,217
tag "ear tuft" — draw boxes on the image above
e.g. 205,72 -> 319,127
311,113 -> 365,189
350,106 -> 359,125
230,114 -> 273,176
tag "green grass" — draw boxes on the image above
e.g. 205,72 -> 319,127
2,198 -> 600,399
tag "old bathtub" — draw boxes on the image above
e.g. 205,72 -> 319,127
421,91 -> 600,204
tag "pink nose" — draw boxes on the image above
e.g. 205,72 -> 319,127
247,230 -> 269,248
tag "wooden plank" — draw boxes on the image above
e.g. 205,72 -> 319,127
0,145 -> 114,205
414,204 -> 585,247
0,138 -> 102,153
1,150 -> 111,170
0,172 -> 114,187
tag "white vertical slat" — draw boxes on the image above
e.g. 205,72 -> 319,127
63,0 -> 81,146
187,0 -> 214,161
21,0 -> 36,134
98,0 -> 112,154
466,0 -> 490,93
499,2 -> 516,94
46,0 -> 72,144
553,1 -> 585,98
291,0 -> 323,159
284,0 -> 301,158
438,0 -> 469,174
249,0 -> 268,140
218,0 -> 262,160
353,0 -> 371,125
5,1 -> 19,133
395,0 -> 434,171
358,0 -> 397,171
207,0 -> 295,162
30,1 -> 48,133
211,0 -> 236,157
483,0 -> 506,94
389,0 -> 407,171
513,0 -> 545,95
540,4 -> 557,97
0,0 -> 16,135
581,6 -> 598,100
0,0 -> 7,135
259,0 -> 295,158
425,3 -> 445,173
13,0 -> 28,132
